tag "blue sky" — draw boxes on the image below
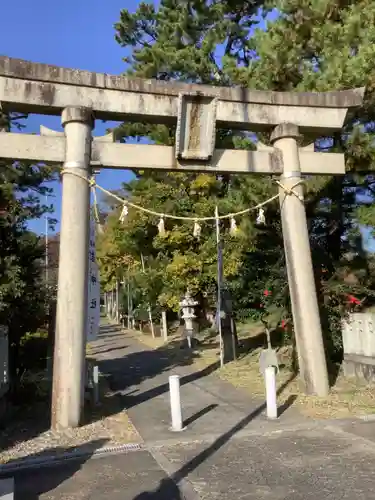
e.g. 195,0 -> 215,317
1,0 -> 374,251
2,0 -> 141,234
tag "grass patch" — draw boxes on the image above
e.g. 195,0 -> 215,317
132,320 -> 375,420
217,352 -> 375,419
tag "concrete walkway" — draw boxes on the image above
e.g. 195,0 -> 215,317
92,324 -> 375,499
94,322 -> 303,445
6,323 -> 375,499
8,450 -> 182,499
7,419 -> 375,499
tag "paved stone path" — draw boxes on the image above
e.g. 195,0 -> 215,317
95,323 -> 303,444
8,451 -> 180,499
5,323 -> 375,499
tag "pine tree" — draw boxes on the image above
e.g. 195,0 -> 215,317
0,112 -> 57,389
109,0 -> 375,359
110,1 -> 284,360
236,0 -> 375,352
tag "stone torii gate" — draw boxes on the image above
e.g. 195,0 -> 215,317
0,56 -> 364,429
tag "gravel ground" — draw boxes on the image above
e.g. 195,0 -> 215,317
0,410 -> 140,465
0,388 -> 140,465
0,325 -> 142,466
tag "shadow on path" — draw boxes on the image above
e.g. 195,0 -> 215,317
0,439 -> 107,500
134,375 -> 297,498
184,404 -> 218,427
94,324 -> 221,415
132,478 -> 182,499
119,361 -> 219,411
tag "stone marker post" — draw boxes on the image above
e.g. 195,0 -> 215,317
271,123 -> 329,397
52,107 -> 93,429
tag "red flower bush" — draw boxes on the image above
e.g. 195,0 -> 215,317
347,295 -> 361,306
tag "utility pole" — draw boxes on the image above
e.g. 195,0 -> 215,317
130,283 -> 134,329
127,275 -> 131,329
215,206 -> 224,368
116,279 -> 119,324
111,287 -> 115,320
45,194 -> 49,287
161,311 -> 168,342
107,291 -> 111,318
140,254 -> 155,338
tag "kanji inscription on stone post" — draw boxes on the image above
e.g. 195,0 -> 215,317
87,218 -> 100,344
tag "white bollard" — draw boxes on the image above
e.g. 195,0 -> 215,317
169,375 -> 185,432
93,365 -> 99,406
265,366 -> 278,419
161,311 -> 168,342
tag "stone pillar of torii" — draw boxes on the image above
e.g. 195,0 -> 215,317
0,56 -> 364,429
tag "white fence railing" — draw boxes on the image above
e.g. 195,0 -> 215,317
342,313 -> 375,380
342,313 -> 375,358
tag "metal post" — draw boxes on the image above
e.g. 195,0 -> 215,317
93,365 -> 99,406
130,287 -> 135,329
116,279 -> 119,324
45,194 -> 49,287
265,366 -> 277,419
161,310 -> 168,342
140,254 -> 155,337
127,279 -> 131,329
169,375 -> 184,432
148,306 -> 155,338
52,106 -> 93,430
215,207 -> 224,368
111,287 -> 115,320
271,123 -> 329,397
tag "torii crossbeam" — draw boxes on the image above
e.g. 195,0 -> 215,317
0,55 -> 364,429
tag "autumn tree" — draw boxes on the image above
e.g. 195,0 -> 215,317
100,0 -> 375,359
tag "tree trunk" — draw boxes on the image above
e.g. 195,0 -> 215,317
47,301 -> 56,380
8,335 -> 21,399
220,313 -> 238,363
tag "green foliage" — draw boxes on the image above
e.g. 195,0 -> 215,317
97,169 -> 278,313
98,0 -> 375,360
115,0 -> 268,83
18,331 -> 49,373
0,112 -> 57,387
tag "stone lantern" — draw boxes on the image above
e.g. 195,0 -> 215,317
180,290 -> 198,348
